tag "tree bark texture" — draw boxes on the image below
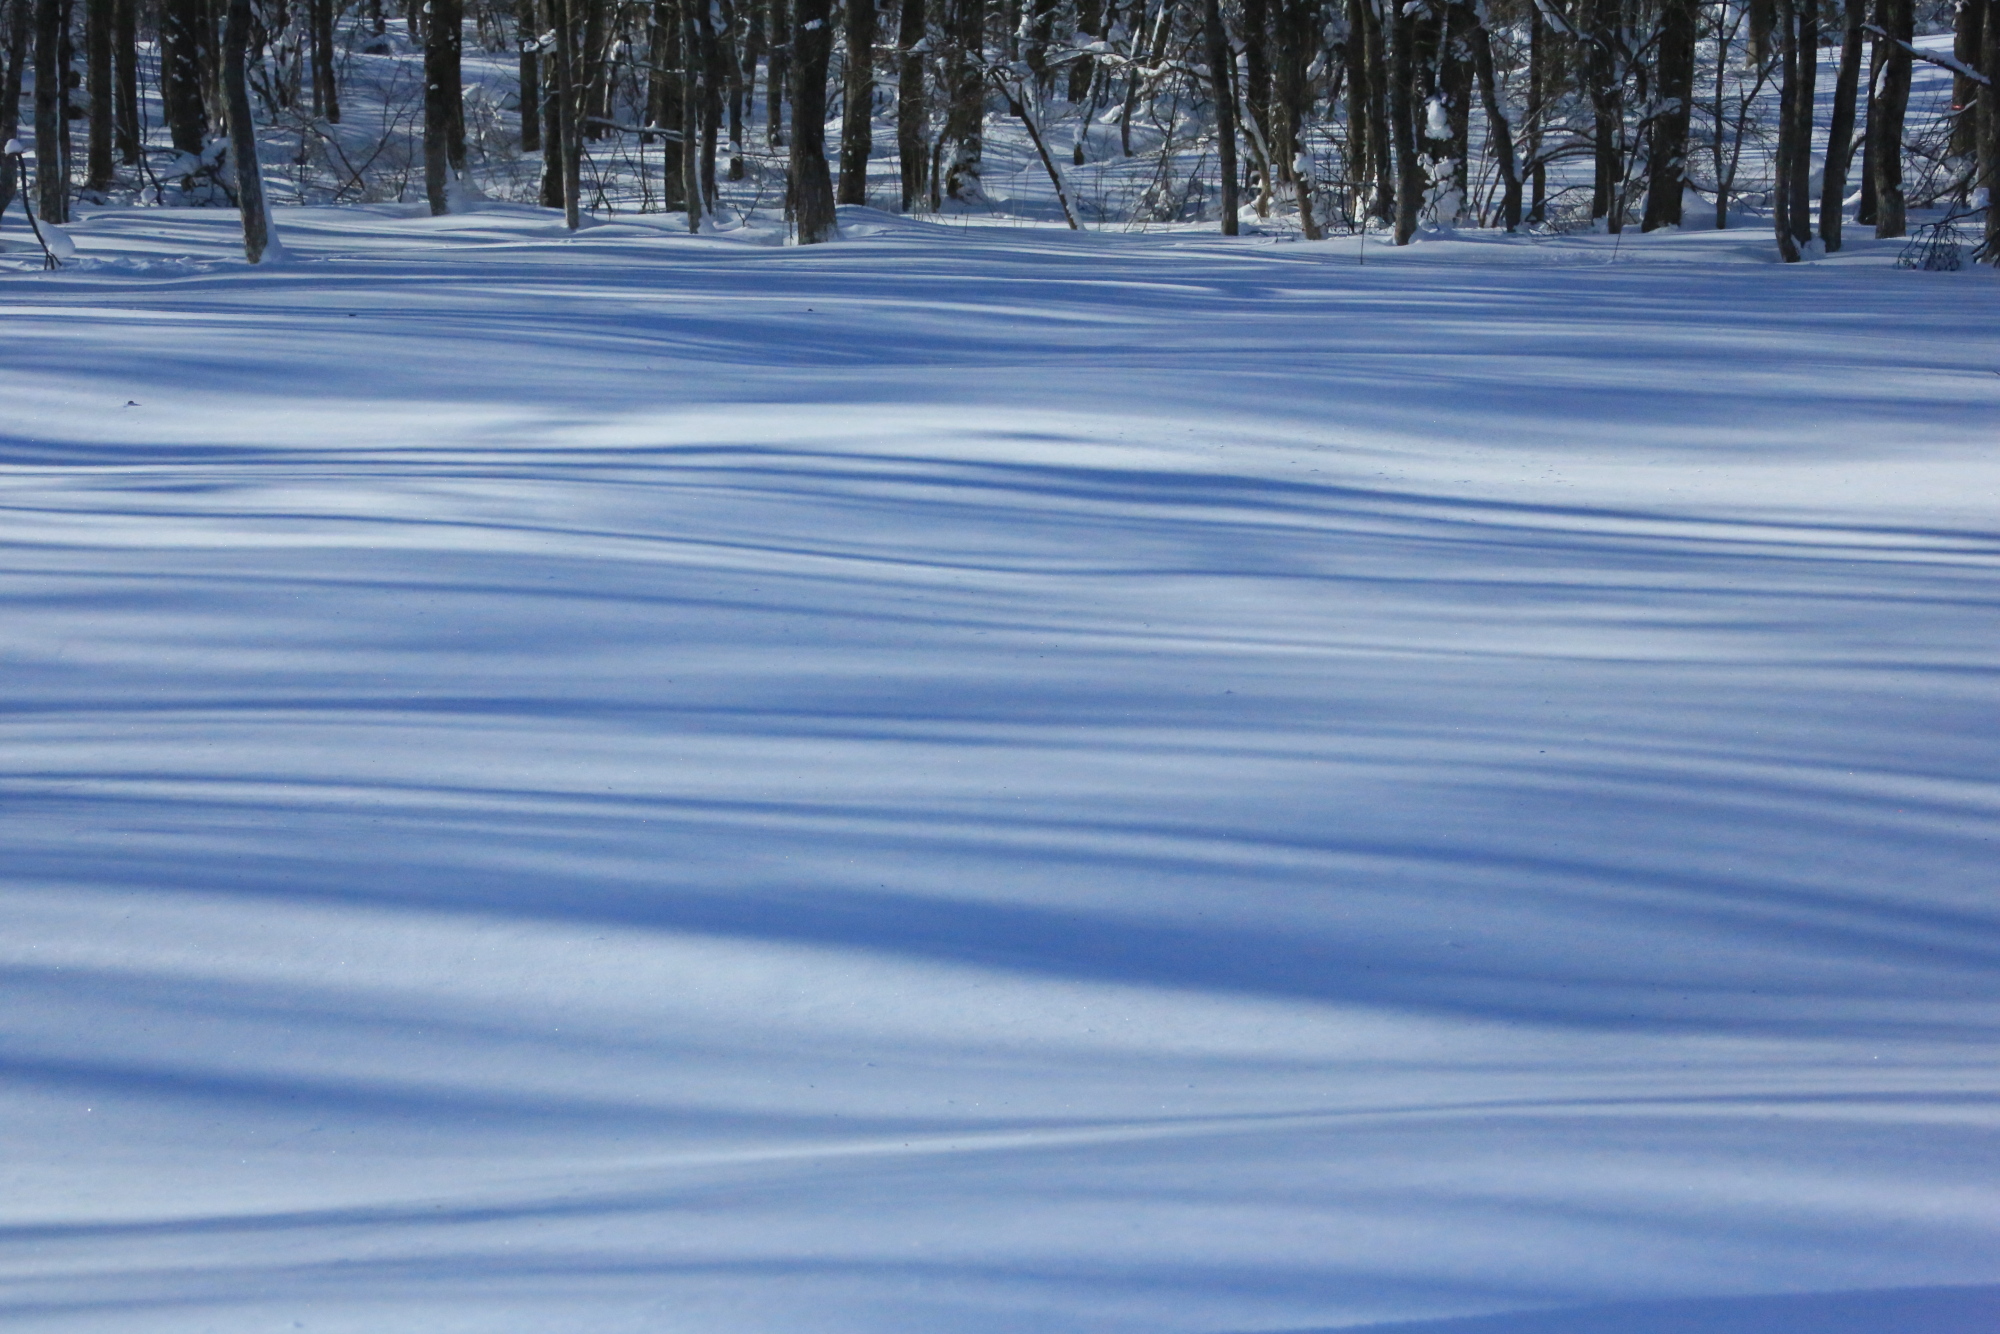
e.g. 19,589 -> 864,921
789,0 -> 837,239
223,0 -> 271,260
838,0 -> 874,202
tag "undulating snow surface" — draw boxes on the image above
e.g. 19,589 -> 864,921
3,207 -> 1998,1333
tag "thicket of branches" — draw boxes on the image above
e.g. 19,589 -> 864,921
1,0 -> 1994,262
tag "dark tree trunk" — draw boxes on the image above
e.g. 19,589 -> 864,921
1342,0 -> 1372,216
1871,0 -> 1909,236
1981,0 -> 1998,261
1643,0 -> 1695,230
789,0 -> 836,238
681,0 -> 703,223
1788,0 -> 1814,245
223,0 -> 271,259
1463,1 -> 1519,230
424,0 -> 463,214
1856,21 -> 1880,223
698,0 -> 722,199
1388,0 -> 1419,241
1199,0 -> 1237,232
1362,0 -> 1391,221
941,0 -> 982,199
1,0 -> 26,219
552,0 -> 581,225
723,0 -> 744,178
540,0 -> 564,203
895,0 -> 923,207
766,0 -> 788,145
1952,0 -> 1981,157
85,0 -> 112,190
1587,0 -> 1621,228
1772,0 -> 1801,259
160,0 -> 208,152
581,0 -> 607,133
837,0 -> 872,201
519,0 -> 541,149
1275,0 -> 1317,236
1527,1 -> 1545,222
33,0 -> 63,220
1241,0 -> 1271,210
1820,0 -> 1864,250
112,0 -> 136,160
312,0 -> 339,120
646,0 -> 686,206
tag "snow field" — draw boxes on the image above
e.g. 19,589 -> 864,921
2,206 -> 1999,1332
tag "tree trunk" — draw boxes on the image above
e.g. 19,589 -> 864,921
1952,0 -> 1982,157
1819,0 -> 1863,250
1199,0 -> 1237,232
312,0 -> 339,120
1587,0 -> 1621,228
1856,21 -> 1880,223
895,0 -> 924,207
1241,0 -> 1271,212
223,0 -> 271,260
553,0 -> 582,225
681,0 -> 703,224
1362,0 -> 1392,221
33,0 -> 63,220
1275,0 -> 1317,236
111,0 -> 136,160
698,0 -> 722,200
1463,1 -> 1519,230
1643,0 -> 1695,230
790,0 -> 837,238
942,0 -> 983,199
766,0 -> 788,145
541,0 -> 565,204
1981,0 -> 1997,261
1788,0 -> 1814,246
1341,0 -> 1372,218
519,0 -> 541,150
838,0 -> 873,201
1527,1 -> 1545,222
1772,0 -> 1801,259
723,0 -> 744,178
1871,0 -> 1909,237
85,0 -> 112,190
1388,0 -> 1419,241
424,0 -> 464,214
160,0 -> 209,153
1,0 -> 26,219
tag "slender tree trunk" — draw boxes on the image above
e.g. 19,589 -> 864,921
1981,0 -> 1998,261
895,0 -> 924,206
1388,0 -> 1419,241
424,0 -> 464,213
1199,0 -> 1236,232
1527,1 -> 1545,222
1363,0 -> 1392,221
838,0 -> 872,201
1643,0 -> 1695,229
1856,19 -> 1880,222
554,0 -> 582,225
1952,0 -> 1982,157
766,0 -> 788,144
313,0 -> 339,120
85,0 -> 113,190
789,0 -> 836,237
1820,0 -> 1863,249
0,0 -> 26,219
941,0 -> 983,199
159,0 -> 208,152
33,0 -> 63,220
700,0 -> 724,201
519,0 -> 542,149
223,0 -> 271,260
1241,0 -> 1270,211
112,0 -> 136,160
1872,0 -> 1909,236
1587,0 -> 1621,227
1772,0 -> 1801,259
1463,1 -> 1519,229
1788,0 -> 1814,245
1342,0 -> 1372,217
681,0 -> 703,223
1275,0 -> 1317,236
541,0 -> 565,203
723,0 -> 744,177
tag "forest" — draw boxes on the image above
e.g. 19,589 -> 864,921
0,0 -> 1995,261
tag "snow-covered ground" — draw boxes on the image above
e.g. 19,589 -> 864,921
3,207 -> 1998,1333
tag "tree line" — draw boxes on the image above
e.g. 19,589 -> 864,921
2,0 -> 1994,262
